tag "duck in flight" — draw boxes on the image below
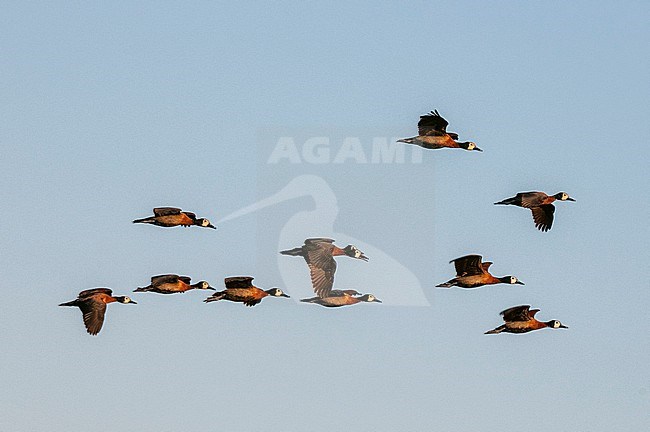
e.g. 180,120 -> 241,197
133,207 -> 216,229
280,238 -> 368,298
397,110 -> 481,152
494,191 -> 575,232
203,277 -> 289,307
301,290 -> 382,307
485,305 -> 568,334
134,274 -> 215,294
59,288 -> 137,335
436,254 -> 524,288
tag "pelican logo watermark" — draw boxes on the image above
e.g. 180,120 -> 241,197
267,137 -> 423,164
217,175 -> 429,307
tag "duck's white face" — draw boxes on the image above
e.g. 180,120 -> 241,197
122,296 -> 133,303
467,142 -> 476,150
199,281 -> 209,289
560,192 -> 570,201
367,295 -> 376,302
349,246 -> 361,258
275,289 -> 284,297
200,219 -> 211,227
509,277 -> 518,284
552,320 -> 563,328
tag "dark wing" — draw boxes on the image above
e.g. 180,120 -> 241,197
450,255 -> 485,277
79,298 -> 108,335
78,288 -> 113,298
182,211 -> 198,221
304,238 -> 336,245
153,207 -> 183,216
500,305 -> 532,323
178,276 -> 192,285
531,205 -> 555,232
417,110 -> 449,136
244,299 -> 262,307
517,192 -> 548,208
305,243 -> 337,297
225,276 -> 255,288
151,274 -> 180,285
529,309 -> 540,318
481,262 -> 493,272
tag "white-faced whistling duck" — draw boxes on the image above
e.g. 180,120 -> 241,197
494,191 -> 575,232
134,274 -> 215,294
485,305 -> 568,334
203,276 -> 289,307
397,110 -> 481,152
436,254 -> 524,289
59,288 -> 136,335
280,238 -> 369,298
133,207 -> 216,229
301,290 -> 382,307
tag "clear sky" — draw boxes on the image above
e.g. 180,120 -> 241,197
1,1 -> 648,431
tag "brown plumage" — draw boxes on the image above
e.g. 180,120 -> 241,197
301,291 -> 381,307
134,274 -> 215,294
132,207 -> 216,229
436,254 -> 524,289
59,288 -> 137,335
494,191 -> 575,232
203,276 -> 289,307
280,238 -> 368,298
397,110 -> 481,151
485,305 -> 568,334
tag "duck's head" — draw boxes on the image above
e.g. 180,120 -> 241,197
501,276 -> 525,285
196,281 -> 216,290
343,245 -> 369,261
198,218 -> 217,229
266,288 -> 290,298
460,141 -> 482,152
116,296 -> 137,304
554,192 -> 575,202
546,320 -> 568,329
359,294 -> 382,303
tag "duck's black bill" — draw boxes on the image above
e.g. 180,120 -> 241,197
515,281 -> 525,285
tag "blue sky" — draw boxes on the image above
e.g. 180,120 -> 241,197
1,1 -> 648,431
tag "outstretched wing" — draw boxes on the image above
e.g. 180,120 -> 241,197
79,298 -> 108,335
153,207 -> 183,216
450,255 -> 485,277
302,240 -> 338,297
500,305 -> 532,323
531,204 -> 555,232
418,110 -> 449,136
224,276 -> 255,288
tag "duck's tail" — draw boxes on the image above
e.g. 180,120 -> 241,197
132,217 -> 156,224
203,292 -> 226,303
396,137 -> 415,144
133,286 -> 152,293
58,300 -> 78,307
494,197 -> 516,206
300,297 -> 318,303
280,247 -> 304,256
484,325 -> 505,335
435,279 -> 456,288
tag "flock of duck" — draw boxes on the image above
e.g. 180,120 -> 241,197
59,110 -> 574,336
